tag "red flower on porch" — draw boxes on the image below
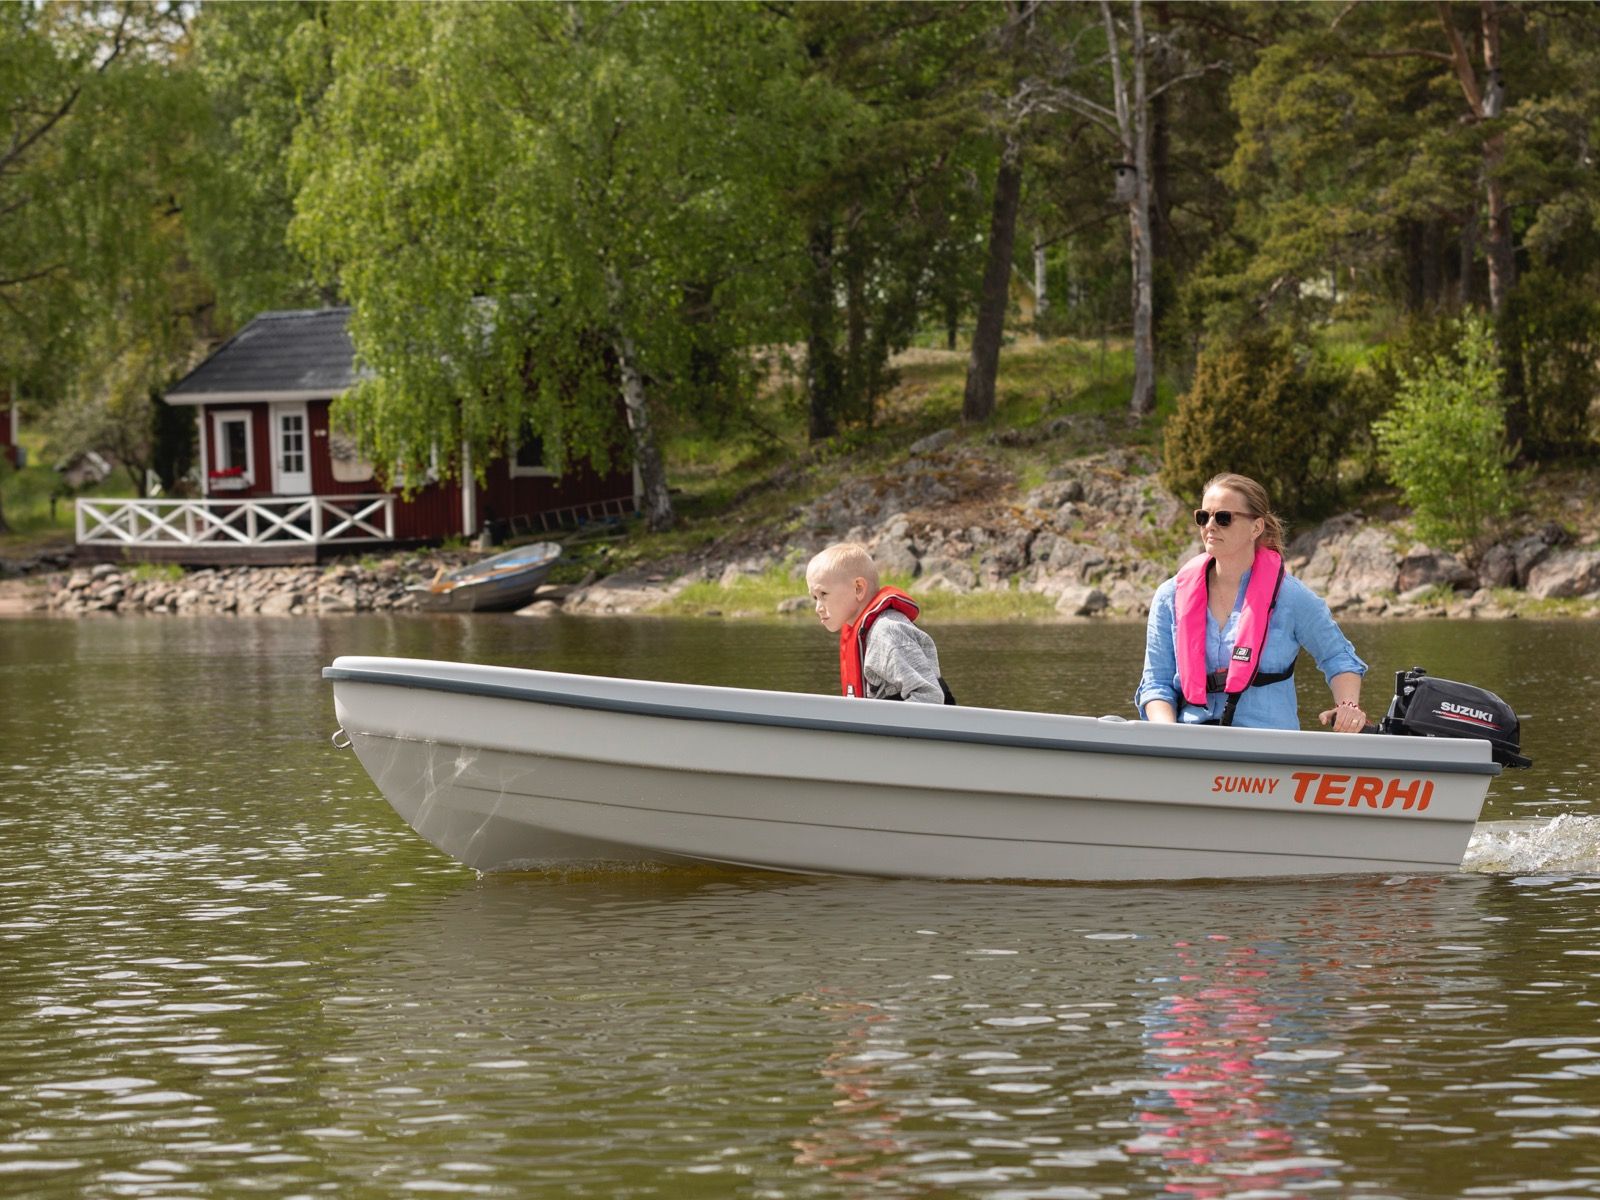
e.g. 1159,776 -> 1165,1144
208,466 -> 246,478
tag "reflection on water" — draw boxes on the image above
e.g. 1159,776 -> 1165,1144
1,614 -> 1599,1198
1130,937 -> 1335,1197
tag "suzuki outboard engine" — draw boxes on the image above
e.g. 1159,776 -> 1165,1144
1378,667 -> 1532,768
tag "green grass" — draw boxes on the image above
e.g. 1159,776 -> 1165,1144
609,336 -> 1183,574
2,424 -> 141,547
129,562 -> 185,583
648,564 -> 1060,621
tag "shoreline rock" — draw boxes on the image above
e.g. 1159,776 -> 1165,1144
9,445 -> 1600,620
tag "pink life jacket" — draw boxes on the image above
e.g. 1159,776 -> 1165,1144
1174,546 -> 1287,719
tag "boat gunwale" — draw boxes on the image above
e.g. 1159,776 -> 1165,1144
323,664 -> 1504,778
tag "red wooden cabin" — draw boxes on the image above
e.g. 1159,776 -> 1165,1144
76,308 -> 638,564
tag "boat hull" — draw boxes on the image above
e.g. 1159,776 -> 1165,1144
408,543 -> 560,613
326,656 -> 1500,881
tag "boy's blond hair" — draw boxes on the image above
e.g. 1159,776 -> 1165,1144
806,542 -> 879,592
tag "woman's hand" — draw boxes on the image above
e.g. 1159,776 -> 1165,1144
1318,699 -> 1368,733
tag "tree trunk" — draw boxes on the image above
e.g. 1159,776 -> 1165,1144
1479,2 -> 1515,313
1101,0 -> 1157,416
1126,1 -> 1157,415
1438,0 -> 1515,314
844,249 -> 867,422
1032,233 -> 1048,326
1458,208 -> 1478,307
613,330 -> 674,533
1481,145 -> 1514,315
962,146 -> 1023,424
605,269 -> 673,532
805,221 -> 841,441
1149,1 -> 1173,341
0,485 -> 10,536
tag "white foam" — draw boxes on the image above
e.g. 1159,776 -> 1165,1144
1462,815 -> 1600,876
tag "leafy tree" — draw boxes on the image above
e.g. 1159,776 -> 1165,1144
782,3 -> 992,438
1162,329 -> 1351,517
1372,317 -> 1514,549
185,0 -> 334,325
293,1 -> 811,531
0,1 -> 206,532
1216,1 -> 1600,331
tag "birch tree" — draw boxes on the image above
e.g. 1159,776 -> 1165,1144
1036,1 -> 1222,416
293,2 -> 806,532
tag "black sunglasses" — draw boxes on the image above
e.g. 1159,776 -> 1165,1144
1193,508 -> 1254,528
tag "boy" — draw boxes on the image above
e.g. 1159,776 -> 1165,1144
805,542 -> 953,704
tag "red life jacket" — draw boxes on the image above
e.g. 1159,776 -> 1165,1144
1174,546 -> 1289,723
839,587 -> 921,698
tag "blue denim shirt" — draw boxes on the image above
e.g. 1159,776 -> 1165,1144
1135,568 -> 1367,729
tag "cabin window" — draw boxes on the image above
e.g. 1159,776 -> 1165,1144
209,410 -> 254,486
328,431 -> 375,484
279,413 -> 305,474
511,426 -> 554,478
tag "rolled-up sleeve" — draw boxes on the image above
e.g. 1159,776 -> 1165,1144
1285,578 -> 1367,684
1134,579 -> 1179,718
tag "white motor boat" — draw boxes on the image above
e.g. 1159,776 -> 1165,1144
325,656 -> 1523,882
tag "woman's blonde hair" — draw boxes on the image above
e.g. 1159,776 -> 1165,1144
1203,472 -> 1286,552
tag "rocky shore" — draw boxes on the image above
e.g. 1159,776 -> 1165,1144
563,441 -> 1600,620
8,550 -> 484,617
7,438 -> 1600,620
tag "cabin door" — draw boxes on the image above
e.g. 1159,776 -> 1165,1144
272,403 -> 311,495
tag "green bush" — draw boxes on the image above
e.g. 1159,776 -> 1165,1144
1160,329 -> 1351,517
1371,317 -> 1514,549
1499,268 -> 1600,458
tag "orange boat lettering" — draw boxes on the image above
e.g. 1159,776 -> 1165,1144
1289,771 -> 1433,811
1210,775 -> 1280,795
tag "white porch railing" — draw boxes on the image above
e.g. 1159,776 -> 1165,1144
76,495 -> 396,548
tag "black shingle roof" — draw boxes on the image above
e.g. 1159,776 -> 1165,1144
166,308 -> 371,402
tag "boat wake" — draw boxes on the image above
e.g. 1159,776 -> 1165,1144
1462,814 -> 1600,876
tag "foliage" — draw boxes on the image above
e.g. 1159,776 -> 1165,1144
5,0 -> 1600,538
184,0 -> 333,324
0,3 -> 216,528
1161,330 -> 1352,517
1371,318 -> 1514,548
291,2 -> 816,529
1498,268 -> 1600,457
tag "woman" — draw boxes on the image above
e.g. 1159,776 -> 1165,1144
1136,473 -> 1369,731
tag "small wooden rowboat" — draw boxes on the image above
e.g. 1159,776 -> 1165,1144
326,656 -> 1520,881
408,543 -> 562,613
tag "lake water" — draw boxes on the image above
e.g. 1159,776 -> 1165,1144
3,613 -> 1600,1199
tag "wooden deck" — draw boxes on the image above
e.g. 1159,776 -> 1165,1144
74,495 -> 399,566
69,540 -> 432,566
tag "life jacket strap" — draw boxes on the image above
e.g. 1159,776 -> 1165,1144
1203,660 -> 1296,693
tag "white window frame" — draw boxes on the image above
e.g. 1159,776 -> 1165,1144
211,409 -> 255,485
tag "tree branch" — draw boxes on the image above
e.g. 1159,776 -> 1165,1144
0,263 -> 67,289
1148,60 -> 1229,101
0,6 -> 133,175
1034,207 -> 1121,250
1436,1 -> 1485,115
1357,47 -> 1456,64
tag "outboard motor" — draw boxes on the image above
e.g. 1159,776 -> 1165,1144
1378,667 -> 1532,769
